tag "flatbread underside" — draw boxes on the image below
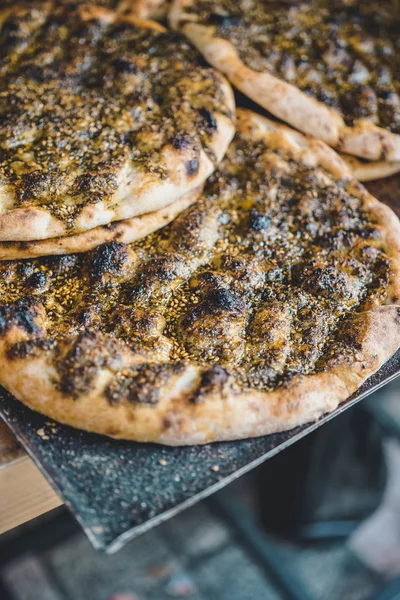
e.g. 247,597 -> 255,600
0,188 -> 201,260
0,4 -> 235,241
0,110 -> 399,445
169,0 -> 400,161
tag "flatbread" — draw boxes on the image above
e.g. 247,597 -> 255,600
0,109 -> 399,445
0,187 -> 201,261
0,3 -> 235,241
340,155 -> 400,182
170,0 -> 400,161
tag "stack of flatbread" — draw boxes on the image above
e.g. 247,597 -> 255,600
0,2 -> 235,258
0,0 -> 399,445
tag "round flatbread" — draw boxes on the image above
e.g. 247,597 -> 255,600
0,187 -> 201,261
340,155 -> 400,182
170,0 -> 400,161
0,3 -> 234,241
0,109 -> 399,445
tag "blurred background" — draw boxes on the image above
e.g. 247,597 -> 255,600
1,376 -> 399,600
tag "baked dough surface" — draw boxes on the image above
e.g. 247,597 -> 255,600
0,110 -> 399,445
0,2 -> 234,240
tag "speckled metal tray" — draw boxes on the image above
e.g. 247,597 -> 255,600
1,349 -> 399,553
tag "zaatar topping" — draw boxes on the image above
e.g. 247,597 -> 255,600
0,120 -> 392,399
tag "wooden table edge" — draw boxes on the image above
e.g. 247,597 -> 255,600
0,421 -> 62,535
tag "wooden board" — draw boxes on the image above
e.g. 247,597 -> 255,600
0,420 -> 62,534
0,420 -> 23,466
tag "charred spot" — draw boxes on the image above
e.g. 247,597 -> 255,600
353,225 -> 382,239
340,331 -> 363,352
171,133 -> 192,151
203,288 -> 246,313
43,253 -> 79,273
106,307 -> 164,341
7,338 -> 55,360
74,309 -> 95,327
206,13 -> 242,28
62,330 -> 97,362
72,172 -> 95,194
111,57 -> 137,74
192,270 -> 224,291
179,287 -> 246,350
341,85 -> 378,123
105,363 -> 173,406
105,221 -> 121,231
56,331 -> 123,399
90,241 -> 130,278
23,64 -> 46,82
201,364 -> 229,387
72,166 -> 118,197
185,157 -> 199,177
16,170 -> 54,203
16,242 -> 31,250
378,88 -> 398,102
314,85 -> 340,109
1,18 -> 21,47
198,107 -> 217,133
24,271 -> 47,290
1,18 -> 19,37
0,297 -> 41,335
127,365 -> 165,405
16,262 -> 35,278
190,365 -> 230,404
291,261 -> 348,297
280,176 -> 294,187
127,256 -> 184,301
46,13 -> 66,30
374,256 -> 391,273
138,256 -> 181,284
248,209 -> 272,232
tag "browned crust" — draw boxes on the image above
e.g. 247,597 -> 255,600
170,1 -> 400,161
0,5 -> 235,242
0,110 -> 399,445
0,188 -> 201,261
236,110 -> 353,180
340,155 -> 400,182
0,306 -> 398,445
350,179 -> 400,304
